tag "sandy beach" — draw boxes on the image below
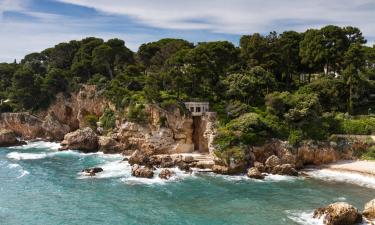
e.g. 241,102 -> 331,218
321,160 -> 375,177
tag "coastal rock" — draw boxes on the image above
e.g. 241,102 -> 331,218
253,161 -> 265,173
128,150 -> 149,166
41,112 -> 71,140
363,199 -> 375,219
0,113 -> 45,139
247,167 -> 264,179
98,136 -> 126,153
313,202 -> 362,225
82,167 -> 103,176
0,129 -> 25,147
271,164 -> 298,176
195,160 -> 214,169
265,155 -> 282,168
131,164 -> 154,178
297,141 -> 340,166
159,169 -> 174,180
212,165 -> 229,174
60,127 -> 98,152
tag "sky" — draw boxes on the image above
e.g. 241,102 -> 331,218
0,0 -> 375,62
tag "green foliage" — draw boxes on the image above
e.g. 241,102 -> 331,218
337,115 -> 375,135
84,114 -> 98,129
288,129 -> 304,146
361,146 -> 375,160
99,108 -> 116,131
127,104 -> 148,124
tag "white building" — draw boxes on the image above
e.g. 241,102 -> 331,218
184,102 -> 209,116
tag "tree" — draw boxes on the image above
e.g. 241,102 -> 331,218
300,29 -> 326,74
343,43 -> 366,114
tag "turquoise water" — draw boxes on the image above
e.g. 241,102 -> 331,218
1,142 -> 375,225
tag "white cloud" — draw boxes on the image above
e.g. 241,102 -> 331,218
56,0 -> 375,35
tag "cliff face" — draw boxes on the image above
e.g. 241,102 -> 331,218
0,85 -> 108,141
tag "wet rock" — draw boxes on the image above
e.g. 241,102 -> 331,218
177,161 -> 191,172
59,127 -> 98,152
159,169 -> 174,180
128,150 -> 149,166
82,167 -> 103,176
131,164 -> 154,178
0,129 -> 25,147
247,167 -> 264,179
271,164 -> 298,176
363,199 -> 375,220
313,202 -> 362,225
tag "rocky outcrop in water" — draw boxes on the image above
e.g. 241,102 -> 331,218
247,167 -> 264,179
313,202 -> 362,225
60,127 -> 98,152
0,129 -> 26,147
82,167 -> 103,176
159,169 -> 174,180
131,164 -> 154,178
98,136 -> 127,154
363,199 -> 375,220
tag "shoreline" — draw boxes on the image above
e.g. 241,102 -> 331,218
318,160 -> 375,178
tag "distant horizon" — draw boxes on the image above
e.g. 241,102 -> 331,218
1,0 -> 375,62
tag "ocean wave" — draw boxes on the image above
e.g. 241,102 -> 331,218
211,173 -> 301,183
305,169 -> 375,189
7,152 -> 50,160
6,163 -> 30,178
8,141 -> 61,150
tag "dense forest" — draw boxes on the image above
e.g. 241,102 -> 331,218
1,25 -> 375,158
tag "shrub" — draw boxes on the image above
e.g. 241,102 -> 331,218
99,108 -> 116,131
337,116 -> 375,135
127,103 -> 148,124
84,114 -> 98,129
214,146 -> 247,166
361,146 -> 375,160
288,129 -> 303,146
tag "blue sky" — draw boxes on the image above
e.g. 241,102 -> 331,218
0,0 -> 374,62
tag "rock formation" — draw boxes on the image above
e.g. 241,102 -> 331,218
60,127 -> 98,152
131,164 -> 154,178
0,129 -> 25,147
159,169 -> 174,180
363,199 -> 375,220
313,202 -> 362,225
82,167 -> 104,176
247,167 -> 264,179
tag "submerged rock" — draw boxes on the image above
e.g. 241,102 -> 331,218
60,127 -> 98,152
247,167 -> 264,179
159,169 -> 174,180
313,202 -> 362,225
82,167 -> 103,176
0,129 -> 25,147
131,164 -> 154,178
363,199 -> 375,220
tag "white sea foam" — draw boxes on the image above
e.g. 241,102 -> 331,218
7,152 -> 50,160
8,141 -> 61,150
305,169 -> 375,189
286,210 -> 323,225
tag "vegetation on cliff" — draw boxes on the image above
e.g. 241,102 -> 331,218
1,25 -> 375,158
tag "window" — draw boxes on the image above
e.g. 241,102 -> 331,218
190,107 -> 194,112
196,107 -> 201,112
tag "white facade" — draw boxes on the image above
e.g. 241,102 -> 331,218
184,102 -> 209,116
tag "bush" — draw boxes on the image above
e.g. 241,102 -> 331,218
99,108 -> 116,131
361,146 -> 375,160
84,114 -> 98,129
127,103 -> 148,124
337,116 -> 375,135
214,146 -> 247,166
288,129 -> 303,146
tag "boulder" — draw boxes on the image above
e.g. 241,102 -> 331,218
177,161 -> 191,172
265,155 -> 282,168
271,164 -> 298,176
253,161 -> 265,173
247,167 -> 264,179
128,150 -> 149,166
82,167 -> 103,176
363,199 -> 375,220
195,160 -> 214,169
159,169 -> 174,180
131,164 -> 154,178
313,202 -> 362,225
98,136 -> 125,153
60,127 -> 98,152
0,129 -> 25,147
